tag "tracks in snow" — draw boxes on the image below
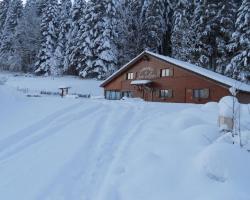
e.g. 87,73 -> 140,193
38,101 -> 152,200
0,100 -> 159,200
0,101 -> 101,162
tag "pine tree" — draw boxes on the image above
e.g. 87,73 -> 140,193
116,0 -> 174,66
79,0 -> 119,79
140,0 -> 166,53
0,0 -> 23,70
191,0 -> 237,72
161,0 -> 175,56
53,0 -> 72,74
216,0 -> 238,73
226,0 -> 250,82
64,0 -> 86,75
171,0 -> 194,61
13,0 -> 41,72
0,0 -> 10,37
35,0 -> 59,75
116,0 -> 144,66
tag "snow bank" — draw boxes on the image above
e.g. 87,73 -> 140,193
196,142 -> 250,186
180,124 -> 220,147
172,109 -> 205,131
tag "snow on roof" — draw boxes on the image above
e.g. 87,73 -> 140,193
101,51 -> 250,92
58,86 -> 71,89
131,80 -> 152,85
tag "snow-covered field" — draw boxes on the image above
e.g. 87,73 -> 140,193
0,71 -> 102,96
1,72 -> 250,200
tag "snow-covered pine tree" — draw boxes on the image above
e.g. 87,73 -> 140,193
216,0 -> 238,74
79,0 -> 119,79
115,0 -> 144,65
140,0 -> 166,53
13,0 -> 41,72
114,0 -> 134,66
226,0 -> 250,82
0,0 -> 10,37
171,0 -> 194,61
36,0 -> 47,17
35,0 -> 59,75
63,0 -> 86,75
0,0 -> 23,71
116,0 -> 174,66
160,0 -> 176,56
73,4 -> 93,76
53,0 -> 72,74
191,0 -> 237,72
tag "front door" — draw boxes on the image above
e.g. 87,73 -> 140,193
143,88 -> 154,101
185,88 -> 193,103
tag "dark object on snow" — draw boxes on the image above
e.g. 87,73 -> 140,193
59,86 -> 71,97
26,94 -> 41,98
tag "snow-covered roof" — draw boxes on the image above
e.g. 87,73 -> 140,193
100,51 -> 250,92
131,80 -> 152,85
58,86 -> 71,89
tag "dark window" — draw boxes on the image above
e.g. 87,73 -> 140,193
193,89 -> 209,99
105,90 -> 121,100
122,91 -> 133,98
127,72 -> 134,80
159,89 -> 173,98
160,68 -> 173,77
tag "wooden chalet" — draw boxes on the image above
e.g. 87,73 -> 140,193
100,51 -> 250,104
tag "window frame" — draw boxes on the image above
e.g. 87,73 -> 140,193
159,89 -> 173,98
193,88 -> 209,99
122,91 -> 133,98
126,72 -> 134,80
105,90 -> 121,100
160,68 -> 173,77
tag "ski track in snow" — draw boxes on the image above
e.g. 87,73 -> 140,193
37,102 -> 148,200
0,102 -> 104,162
0,98 -> 195,200
0,101 -> 84,153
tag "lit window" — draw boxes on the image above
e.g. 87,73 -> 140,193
193,89 -> 209,99
159,89 -> 173,98
161,68 -> 173,77
127,72 -> 134,80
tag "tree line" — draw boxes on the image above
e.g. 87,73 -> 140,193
0,0 -> 249,82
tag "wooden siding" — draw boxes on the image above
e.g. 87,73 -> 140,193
103,55 -> 250,104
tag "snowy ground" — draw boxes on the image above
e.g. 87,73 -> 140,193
0,72 -> 250,200
0,71 -> 102,96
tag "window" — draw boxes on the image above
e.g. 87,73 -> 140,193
160,68 -> 173,77
159,89 -> 173,98
122,91 -> 133,98
193,89 -> 209,99
105,90 -> 121,100
127,72 -> 134,80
